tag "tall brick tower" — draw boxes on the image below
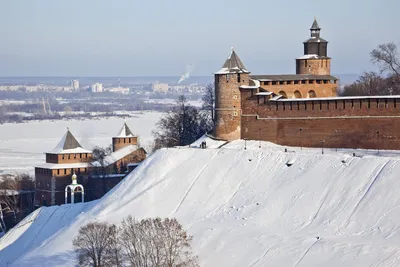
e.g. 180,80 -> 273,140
213,48 -> 250,140
296,18 -> 331,75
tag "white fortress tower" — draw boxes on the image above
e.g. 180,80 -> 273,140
65,173 -> 84,204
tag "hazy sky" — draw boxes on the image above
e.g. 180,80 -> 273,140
0,0 -> 399,76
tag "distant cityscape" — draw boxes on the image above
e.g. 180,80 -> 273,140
0,76 -> 215,124
0,77 -> 212,95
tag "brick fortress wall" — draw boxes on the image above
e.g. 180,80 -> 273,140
258,79 -> 337,99
241,89 -> 400,150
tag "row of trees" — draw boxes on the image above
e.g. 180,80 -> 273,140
341,42 -> 400,96
0,173 -> 35,232
152,84 -> 214,149
73,217 -> 198,267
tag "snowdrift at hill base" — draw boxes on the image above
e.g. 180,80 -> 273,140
2,140 -> 400,266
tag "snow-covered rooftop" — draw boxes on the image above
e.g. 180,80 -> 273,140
256,92 -> 273,96
91,145 -> 139,167
36,162 -> 90,170
296,54 -> 320,60
215,49 -> 250,74
0,190 -> 34,196
239,79 -> 261,90
270,94 -> 400,102
115,122 -> 135,138
49,130 -> 91,154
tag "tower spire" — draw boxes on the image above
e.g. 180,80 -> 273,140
310,18 -> 321,38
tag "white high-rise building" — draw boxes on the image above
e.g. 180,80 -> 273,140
151,82 -> 169,93
71,80 -> 79,90
91,83 -> 103,93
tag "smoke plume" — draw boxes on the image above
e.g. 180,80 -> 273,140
178,64 -> 194,84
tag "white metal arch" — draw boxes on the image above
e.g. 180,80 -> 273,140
65,184 -> 84,204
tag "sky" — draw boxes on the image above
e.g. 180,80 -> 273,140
0,0 -> 399,77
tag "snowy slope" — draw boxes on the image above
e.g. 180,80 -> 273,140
2,140 -> 400,266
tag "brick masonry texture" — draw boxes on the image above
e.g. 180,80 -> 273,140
296,58 -> 331,75
240,89 -> 400,150
112,136 -> 138,152
213,73 -> 250,140
260,81 -> 337,98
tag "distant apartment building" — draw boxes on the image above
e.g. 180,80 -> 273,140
151,82 -> 169,93
108,87 -> 130,94
71,80 -> 79,90
0,85 -> 22,91
169,85 -> 187,93
91,83 -> 103,93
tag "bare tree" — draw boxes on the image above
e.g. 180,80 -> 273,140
73,222 -> 119,267
89,145 -> 113,197
119,216 -> 198,267
370,42 -> 400,77
91,145 -> 113,170
340,71 -> 400,96
152,95 -> 203,149
0,173 -> 35,229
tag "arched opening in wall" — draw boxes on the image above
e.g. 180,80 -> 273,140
278,91 -> 287,98
293,90 -> 302,99
308,90 -> 317,98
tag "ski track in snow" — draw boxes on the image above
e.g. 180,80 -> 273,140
303,158 -> 353,228
293,239 -> 320,267
343,161 -> 390,228
366,249 -> 399,267
12,208 -> 58,263
172,150 -> 220,215
248,245 -> 276,267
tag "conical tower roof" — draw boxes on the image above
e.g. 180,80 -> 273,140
116,122 -> 134,137
310,18 -> 320,30
50,128 -> 91,154
216,48 -> 249,74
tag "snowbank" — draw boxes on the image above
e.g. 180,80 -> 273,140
2,140 -> 400,266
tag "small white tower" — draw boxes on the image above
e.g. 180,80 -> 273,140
65,172 -> 85,204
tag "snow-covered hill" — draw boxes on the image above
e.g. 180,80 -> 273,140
2,139 -> 400,266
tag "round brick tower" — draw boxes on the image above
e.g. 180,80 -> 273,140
296,18 -> 331,75
213,48 -> 250,141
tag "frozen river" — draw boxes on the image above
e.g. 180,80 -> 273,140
0,111 -> 163,175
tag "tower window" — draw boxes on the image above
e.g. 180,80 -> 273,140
237,74 -> 241,83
